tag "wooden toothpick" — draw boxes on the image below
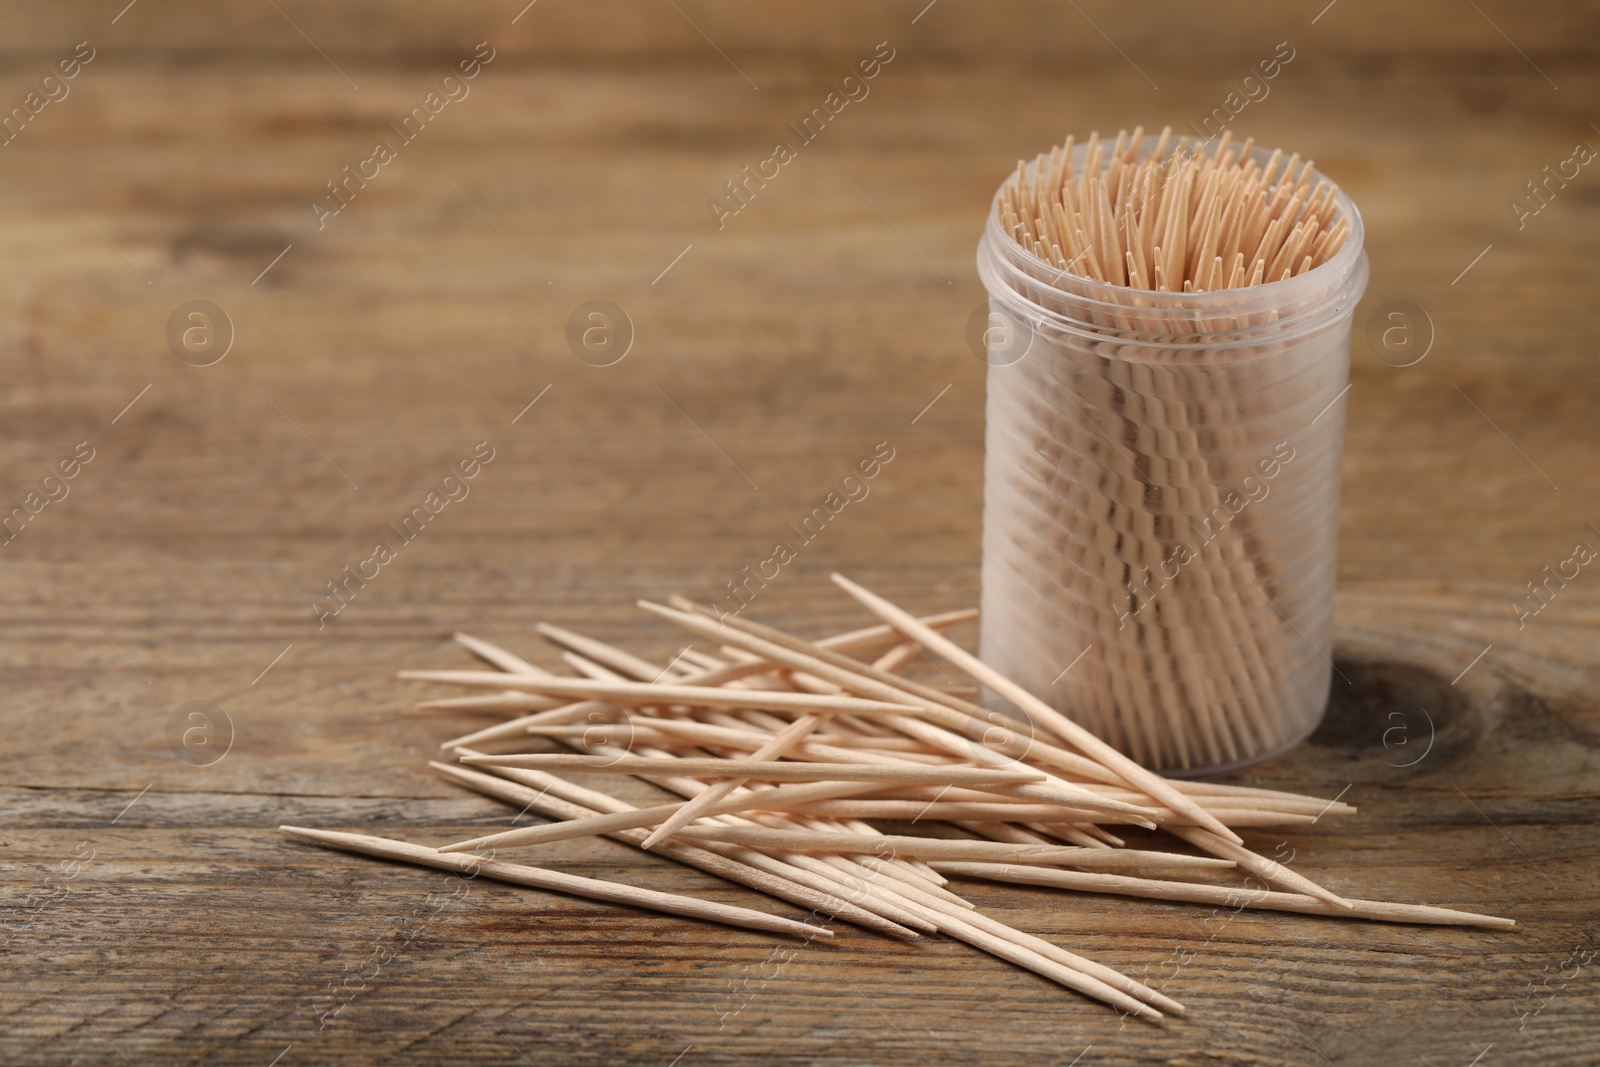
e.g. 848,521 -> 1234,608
459,754 -> 1047,787
400,672 -> 927,717
279,825 -> 830,939
935,863 -> 1514,929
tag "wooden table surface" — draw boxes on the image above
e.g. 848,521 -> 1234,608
3,3 -> 1597,1064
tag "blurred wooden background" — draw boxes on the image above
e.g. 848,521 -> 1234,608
1,2 -> 1597,1064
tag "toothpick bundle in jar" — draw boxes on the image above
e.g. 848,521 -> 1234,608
976,128 -> 1368,775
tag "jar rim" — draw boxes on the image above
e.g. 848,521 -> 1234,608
977,137 -> 1369,350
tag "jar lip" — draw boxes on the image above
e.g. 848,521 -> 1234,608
977,247 -> 1370,356
982,232 -> 1356,334
981,138 -> 1367,312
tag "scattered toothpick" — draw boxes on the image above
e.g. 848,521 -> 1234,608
282,575 -> 1511,1021
279,825 -> 829,939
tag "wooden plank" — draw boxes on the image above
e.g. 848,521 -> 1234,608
1,4 -> 1597,1064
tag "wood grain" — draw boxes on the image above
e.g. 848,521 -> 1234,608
2,2 -> 1598,1064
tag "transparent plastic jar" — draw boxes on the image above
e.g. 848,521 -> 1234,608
975,140 -> 1368,776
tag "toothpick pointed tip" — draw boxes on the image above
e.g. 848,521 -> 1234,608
281,824 -> 340,843
829,572 -> 879,606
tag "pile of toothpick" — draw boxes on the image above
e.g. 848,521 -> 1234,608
999,126 -> 1349,291
281,574 -> 1511,1019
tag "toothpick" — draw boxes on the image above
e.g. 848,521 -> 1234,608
461,754 -> 1048,787
776,799 -> 1321,828
1167,826 -> 1353,910
279,825 -> 829,939
401,672 -> 927,717
935,863 -> 1514,929
418,691 -> 563,713
441,701 -> 611,750
453,631 -> 547,675
667,825 -> 1235,871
